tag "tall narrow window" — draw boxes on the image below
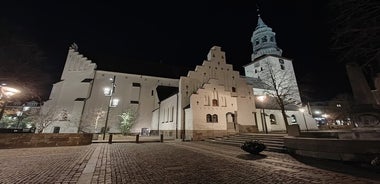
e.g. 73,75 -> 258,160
291,115 -> 297,124
206,114 -> 212,122
281,64 -> 285,70
212,114 -> 218,122
232,87 -> 236,92
170,106 -> 174,122
204,96 -> 210,106
270,114 -> 277,124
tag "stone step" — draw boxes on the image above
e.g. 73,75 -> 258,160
224,137 -> 284,142
205,139 -> 287,153
205,133 -> 287,153
221,139 -> 284,145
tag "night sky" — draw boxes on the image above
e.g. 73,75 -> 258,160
0,1 -> 351,101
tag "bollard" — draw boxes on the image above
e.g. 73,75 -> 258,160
136,134 -> 139,143
108,134 -> 113,144
160,134 -> 163,143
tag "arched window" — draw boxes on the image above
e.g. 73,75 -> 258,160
270,36 -> 274,42
232,87 -> 236,92
212,99 -> 219,106
280,64 -> 285,70
291,115 -> 297,124
270,114 -> 277,124
212,114 -> 218,122
262,36 -> 267,43
206,114 -> 212,122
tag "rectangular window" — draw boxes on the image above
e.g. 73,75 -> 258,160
130,101 -> 139,104
132,83 -> 141,87
53,127 -> 60,133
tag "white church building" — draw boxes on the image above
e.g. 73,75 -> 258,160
41,15 -> 317,140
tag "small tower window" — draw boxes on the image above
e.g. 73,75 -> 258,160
270,36 -> 274,42
255,39 -> 259,45
262,36 -> 267,43
255,69 -> 257,73
261,67 -> 263,71
232,87 -> 236,92
279,59 -> 284,64
281,64 -> 285,70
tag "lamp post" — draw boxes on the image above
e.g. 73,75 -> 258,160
0,86 -> 20,121
257,95 -> 268,134
103,76 -> 119,140
299,108 -> 308,131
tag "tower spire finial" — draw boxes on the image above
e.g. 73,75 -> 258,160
256,4 -> 260,17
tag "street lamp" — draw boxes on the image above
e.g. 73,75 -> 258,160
299,108 -> 309,131
0,86 -> 20,121
257,95 -> 268,134
102,76 -> 119,140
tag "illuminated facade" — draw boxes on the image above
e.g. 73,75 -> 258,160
41,15 -> 318,139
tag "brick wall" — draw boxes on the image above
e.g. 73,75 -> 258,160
0,133 -> 93,149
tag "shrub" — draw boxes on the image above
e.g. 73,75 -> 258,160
241,140 -> 266,154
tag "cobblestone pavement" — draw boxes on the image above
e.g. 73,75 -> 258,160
0,142 -> 379,184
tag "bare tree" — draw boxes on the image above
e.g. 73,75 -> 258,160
259,60 -> 301,128
328,0 -> 380,82
30,107 -> 69,133
79,107 -> 106,133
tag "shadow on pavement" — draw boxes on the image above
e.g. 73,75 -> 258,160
290,154 -> 380,181
236,153 -> 267,160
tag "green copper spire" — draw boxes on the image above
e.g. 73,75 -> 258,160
251,12 -> 282,61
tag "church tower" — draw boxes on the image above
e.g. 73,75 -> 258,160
244,12 -> 302,104
251,14 -> 282,61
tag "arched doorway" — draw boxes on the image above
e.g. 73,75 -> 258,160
226,112 -> 237,133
